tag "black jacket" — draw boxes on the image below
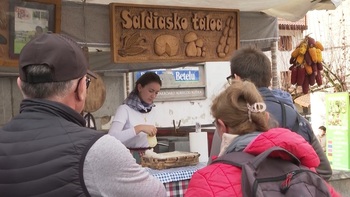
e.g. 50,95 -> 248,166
259,87 -> 332,181
0,99 -> 104,197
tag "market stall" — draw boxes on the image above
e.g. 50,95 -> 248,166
0,0 -> 344,196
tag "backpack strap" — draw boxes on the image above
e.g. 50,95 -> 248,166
250,146 -> 300,169
270,100 -> 312,143
298,115 -> 313,143
210,151 -> 255,167
211,147 -> 300,169
269,99 -> 295,130
277,101 -> 287,127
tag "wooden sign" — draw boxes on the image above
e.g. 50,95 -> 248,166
110,3 -> 239,63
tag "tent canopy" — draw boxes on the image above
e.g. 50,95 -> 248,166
0,3 -> 280,74
0,0 -> 341,75
69,0 -> 341,22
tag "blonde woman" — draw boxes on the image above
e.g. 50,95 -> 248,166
185,80 -> 339,197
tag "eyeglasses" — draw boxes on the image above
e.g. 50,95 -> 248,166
226,74 -> 235,85
85,76 -> 91,89
212,120 -> 217,127
75,76 -> 91,92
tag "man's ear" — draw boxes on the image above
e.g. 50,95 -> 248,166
17,77 -> 26,97
234,74 -> 242,80
76,78 -> 85,101
17,77 -> 22,90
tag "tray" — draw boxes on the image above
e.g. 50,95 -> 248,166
141,151 -> 200,170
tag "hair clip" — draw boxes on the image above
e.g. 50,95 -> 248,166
247,102 -> 266,122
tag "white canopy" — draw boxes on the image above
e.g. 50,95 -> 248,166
70,0 -> 341,22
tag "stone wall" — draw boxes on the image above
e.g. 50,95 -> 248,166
329,170 -> 350,196
0,77 -> 21,126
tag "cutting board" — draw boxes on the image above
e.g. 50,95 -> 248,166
84,72 -> 106,112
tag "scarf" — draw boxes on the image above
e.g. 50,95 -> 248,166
123,90 -> 155,113
225,131 -> 262,153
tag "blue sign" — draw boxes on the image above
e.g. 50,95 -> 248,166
135,69 -> 200,82
135,70 -> 164,79
173,70 -> 199,81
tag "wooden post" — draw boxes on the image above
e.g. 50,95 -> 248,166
280,71 -> 291,91
271,41 -> 279,89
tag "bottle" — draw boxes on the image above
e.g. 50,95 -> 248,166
195,122 -> 201,133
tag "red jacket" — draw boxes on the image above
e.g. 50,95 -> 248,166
185,128 -> 340,197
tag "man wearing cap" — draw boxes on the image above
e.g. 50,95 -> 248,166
0,33 -> 166,197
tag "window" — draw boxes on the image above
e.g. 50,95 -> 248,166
133,64 -> 207,101
278,36 -> 292,51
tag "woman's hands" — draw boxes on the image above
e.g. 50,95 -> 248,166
134,125 -> 157,136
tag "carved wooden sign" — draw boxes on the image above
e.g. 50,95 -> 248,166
110,4 -> 239,63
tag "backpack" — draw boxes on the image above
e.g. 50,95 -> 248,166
211,146 -> 331,197
277,101 -> 312,143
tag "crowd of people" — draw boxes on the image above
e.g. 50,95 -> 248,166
185,46 -> 338,196
0,33 -> 339,196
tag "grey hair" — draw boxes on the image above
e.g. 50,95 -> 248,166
20,65 -> 74,99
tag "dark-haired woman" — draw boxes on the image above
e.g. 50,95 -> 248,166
109,72 -> 161,163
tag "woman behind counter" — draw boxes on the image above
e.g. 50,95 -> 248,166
109,72 -> 161,163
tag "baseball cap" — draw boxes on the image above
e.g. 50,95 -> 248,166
19,32 -> 96,83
